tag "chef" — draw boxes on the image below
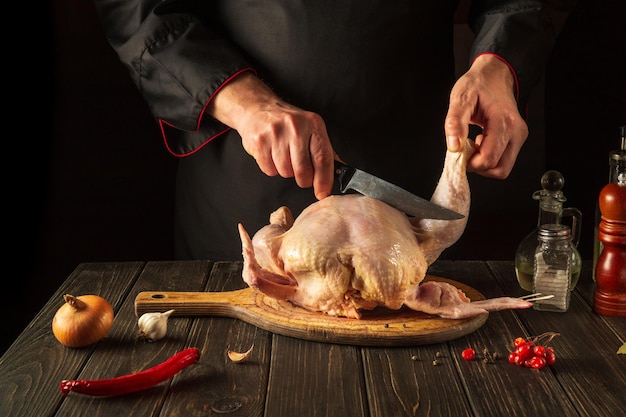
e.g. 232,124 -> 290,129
92,0 -> 572,261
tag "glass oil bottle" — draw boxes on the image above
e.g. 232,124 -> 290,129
514,170 -> 582,292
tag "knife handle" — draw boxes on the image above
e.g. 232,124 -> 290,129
334,161 -> 355,193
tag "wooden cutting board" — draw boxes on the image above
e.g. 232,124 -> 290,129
134,275 -> 488,346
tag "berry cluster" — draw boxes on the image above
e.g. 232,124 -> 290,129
507,333 -> 559,370
458,332 -> 559,370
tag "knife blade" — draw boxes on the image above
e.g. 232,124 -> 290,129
334,161 -> 464,220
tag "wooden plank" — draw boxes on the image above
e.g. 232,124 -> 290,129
265,335 -> 368,417
0,262 -> 144,417
160,261 -> 271,417
431,261 -> 580,417
490,261 -> 626,417
575,262 -> 626,340
363,344 -> 473,417
55,260 -> 210,417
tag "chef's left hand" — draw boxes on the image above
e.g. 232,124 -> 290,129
444,53 -> 528,179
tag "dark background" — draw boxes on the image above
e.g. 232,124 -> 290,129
4,1 -> 624,354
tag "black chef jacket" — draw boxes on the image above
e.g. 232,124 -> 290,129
93,0 -> 571,260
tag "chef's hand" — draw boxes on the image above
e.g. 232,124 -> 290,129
444,54 -> 529,179
207,72 -> 335,200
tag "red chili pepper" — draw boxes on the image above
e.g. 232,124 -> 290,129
60,347 -> 200,397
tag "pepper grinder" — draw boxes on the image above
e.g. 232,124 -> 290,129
593,174 -> 626,316
592,125 -> 626,280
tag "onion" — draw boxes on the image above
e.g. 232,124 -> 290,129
52,294 -> 114,348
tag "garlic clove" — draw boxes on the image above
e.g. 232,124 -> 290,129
137,309 -> 175,342
227,344 -> 254,363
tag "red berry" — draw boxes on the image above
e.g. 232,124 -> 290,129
515,342 -> 534,361
508,352 -> 517,364
528,356 -> 547,369
533,345 -> 546,358
545,347 -> 557,365
461,348 -> 476,360
513,337 -> 526,348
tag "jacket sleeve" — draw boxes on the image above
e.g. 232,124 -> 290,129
93,0 -> 255,156
468,0 -> 574,114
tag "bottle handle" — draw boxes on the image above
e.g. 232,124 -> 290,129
563,207 -> 582,247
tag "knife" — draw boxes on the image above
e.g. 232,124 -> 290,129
334,161 -> 464,220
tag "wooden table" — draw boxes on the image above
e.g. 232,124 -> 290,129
1,260 -> 624,417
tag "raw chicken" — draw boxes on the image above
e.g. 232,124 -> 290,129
238,139 -> 531,319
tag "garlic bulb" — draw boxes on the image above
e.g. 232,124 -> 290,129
137,309 -> 175,342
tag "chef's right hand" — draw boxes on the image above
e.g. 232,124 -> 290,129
208,72 -> 335,200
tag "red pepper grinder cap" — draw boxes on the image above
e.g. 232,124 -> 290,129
599,183 -> 626,223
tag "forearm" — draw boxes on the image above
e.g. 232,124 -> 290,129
208,72 -> 283,131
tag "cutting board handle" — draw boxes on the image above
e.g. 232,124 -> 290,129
135,288 -> 255,317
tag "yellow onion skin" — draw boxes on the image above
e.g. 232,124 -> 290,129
52,294 -> 114,348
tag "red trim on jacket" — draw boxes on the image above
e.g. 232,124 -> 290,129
158,67 -> 257,157
472,52 -> 527,119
